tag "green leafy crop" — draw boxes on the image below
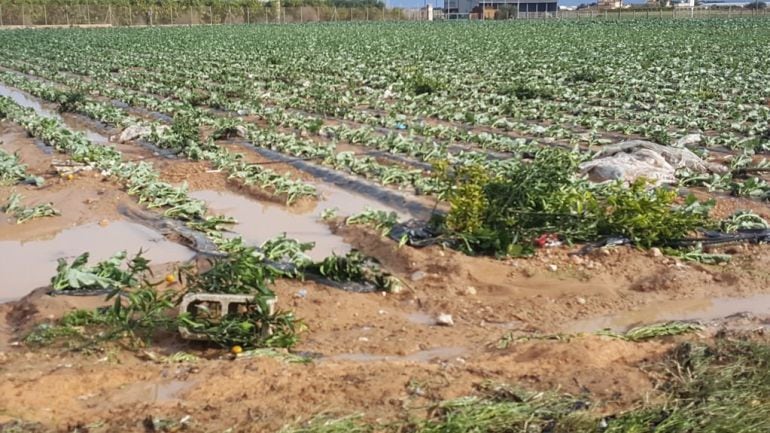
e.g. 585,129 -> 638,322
51,251 -> 150,292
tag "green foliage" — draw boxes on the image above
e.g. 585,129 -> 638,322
604,338 -> 770,432
157,111 -> 206,159
597,321 -> 703,342
2,192 -> 59,224
32,245 -> 308,350
50,251 -> 150,292
408,73 -> 443,96
56,91 -> 86,114
0,149 -> 43,187
419,389 -> 593,433
25,286 -> 177,347
663,244 -> 732,265
259,234 -> 315,271
178,296 -> 304,349
182,246 -> 280,296
103,287 -> 178,340
345,207 -> 399,236
178,240 -> 308,348
24,322 -> 84,346
720,210 -> 769,232
281,415 -> 371,433
498,83 -> 555,100
308,250 -> 397,292
436,161 -> 490,236
436,149 -> 712,255
597,182 -> 712,248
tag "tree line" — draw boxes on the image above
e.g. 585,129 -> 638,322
0,0 -> 386,8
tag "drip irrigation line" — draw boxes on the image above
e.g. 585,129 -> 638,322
237,149 -> 429,166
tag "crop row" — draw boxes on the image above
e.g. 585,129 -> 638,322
0,70 -> 319,205
0,64 -> 457,195
2,22 -> 768,150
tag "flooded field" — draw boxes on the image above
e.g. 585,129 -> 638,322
569,294 -> 770,333
0,20 -> 769,433
0,221 -> 194,302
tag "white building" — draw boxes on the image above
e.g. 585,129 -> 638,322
445,0 -> 558,15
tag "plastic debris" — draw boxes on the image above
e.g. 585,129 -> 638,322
436,313 -> 454,326
580,139 -> 726,186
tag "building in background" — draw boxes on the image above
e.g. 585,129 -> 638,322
673,0 -> 696,7
698,0 -> 756,6
445,0 -> 557,16
598,0 -> 623,8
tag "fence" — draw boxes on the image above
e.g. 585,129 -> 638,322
0,4 -> 767,26
0,4 -> 408,27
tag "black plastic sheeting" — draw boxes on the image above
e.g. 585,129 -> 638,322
573,229 -> 770,256
389,219 -> 770,255
388,220 -> 442,247
668,228 -> 770,248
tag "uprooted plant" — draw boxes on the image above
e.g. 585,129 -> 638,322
51,250 -> 151,293
306,250 -> 399,292
178,242 -> 306,348
2,191 -> 59,224
25,229 -> 402,350
26,287 -> 177,348
177,296 -> 304,349
0,149 -> 43,187
432,148 -> 714,256
27,245 -> 306,350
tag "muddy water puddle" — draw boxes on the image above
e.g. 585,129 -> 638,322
0,84 -> 58,118
0,84 -> 113,146
104,379 -> 196,404
315,182 -> 412,219
568,294 -> 770,333
406,312 -> 435,326
192,189 -> 350,260
0,221 -> 195,302
192,185 -> 409,260
325,346 -> 467,363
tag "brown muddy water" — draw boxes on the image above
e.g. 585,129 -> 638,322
191,184 -> 408,260
191,189 -> 349,260
324,346 -> 468,363
0,220 -> 195,302
0,84 -> 112,146
568,294 -> 770,332
102,380 -> 197,404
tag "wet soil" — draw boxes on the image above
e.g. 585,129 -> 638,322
0,83 -> 770,433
